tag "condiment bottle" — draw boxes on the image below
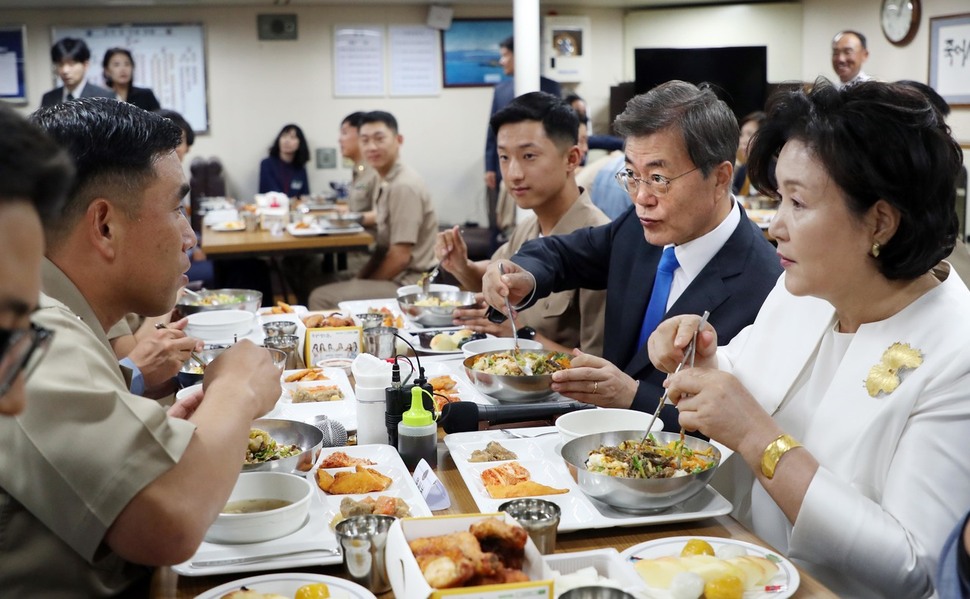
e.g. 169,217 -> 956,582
397,386 -> 437,470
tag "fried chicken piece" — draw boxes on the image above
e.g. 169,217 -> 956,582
315,465 -> 392,494
468,568 -> 531,586
319,451 -> 376,469
480,462 -> 531,487
409,531 -> 505,588
471,517 -> 528,570
485,480 -> 570,499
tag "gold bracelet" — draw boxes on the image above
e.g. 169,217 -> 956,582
760,433 -> 802,479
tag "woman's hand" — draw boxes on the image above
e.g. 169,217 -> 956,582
648,314 -> 719,374
551,349 -> 639,408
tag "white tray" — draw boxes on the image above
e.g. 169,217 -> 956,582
194,572 -> 377,599
265,367 -> 357,432
443,428 -> 733,532
287,222 -> 364,237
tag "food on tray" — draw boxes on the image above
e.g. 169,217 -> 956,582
633,540 -> 779,597
245,428 -> 302,464
316,464 -> 392,494
470,351 -> 572,376
319,451 -> 377,469
290,385 -> 344,403
414,297 -> 464,308
469,441 -> 517,463
219,588 -> 289,599
430,375 -> 460,411
221,498 -> 292,514
409,517 -> 529,588
330,495 -> 412,528
429,329 -> 474,352
585,435 -> 716,479
284,368 -> 329,382
185,292 -> 249,306
293,221 -> 314,230
480,461 -> 568,499
266,300 -> 295,314
368,306 -> 405,329
220,584 -> 330,599
552,565 -> 625,596
218,220 -> 245,230
302,312 -> 356,328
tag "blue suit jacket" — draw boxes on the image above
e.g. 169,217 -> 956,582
511,204 -> 782,430
40,83 -> 114,108
485,76 -> 561,178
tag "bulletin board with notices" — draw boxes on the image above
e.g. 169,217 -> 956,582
51,23 -> 209,132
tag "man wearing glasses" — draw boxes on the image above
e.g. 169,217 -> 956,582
0,105 -> 72,417
480,80 -> 781,431
0,99 -> 282,595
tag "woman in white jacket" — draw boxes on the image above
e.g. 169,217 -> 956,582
649,79 -> 969,598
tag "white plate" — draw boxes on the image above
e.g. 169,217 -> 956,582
620,536 -> 800,599
400,329 -> 476,355
211,221 -> 247,232
287,222 -> 365,237
420,360 -> 494,407
258,304 -> 309,318
194,572 -> 377,599
268,367 -> 357,431
443,428 -> 733,532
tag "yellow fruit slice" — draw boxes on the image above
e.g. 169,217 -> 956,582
704,574 -> 745,599
295,583 -> 331,599
681,538 -> 715,557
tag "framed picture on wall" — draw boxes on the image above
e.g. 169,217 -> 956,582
0,25 -> 28,103
928,13 -> 970,107
441,18 -> 513,87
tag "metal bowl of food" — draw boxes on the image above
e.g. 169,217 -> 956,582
462,349 -> 571,403
174,288 -> 262,318
397,290 -> 478,327
560,430 -> 720,513
243,418 -> 324,474
176,344 -> 230,388
324,212 -> 363,229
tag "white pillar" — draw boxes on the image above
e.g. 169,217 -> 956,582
513,0 -> 541,97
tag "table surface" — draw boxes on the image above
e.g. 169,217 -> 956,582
150,441 -> 839,598
200,227 -> 373,258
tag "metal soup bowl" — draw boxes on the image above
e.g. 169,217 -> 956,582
244,418 -> 324,474
462,349 -> 563,403
560,430 -> 720,513
397,291 -> 478,327
175,288 -> 262,318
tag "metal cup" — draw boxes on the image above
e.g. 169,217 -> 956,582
335,514 -> 394,593
356,313 -> 385,330
362,326 -> 397,359
263,335 -> 302,370
499,498 -> 561,555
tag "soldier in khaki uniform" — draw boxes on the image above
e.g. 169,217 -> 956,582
309,111 -> 437,309
436,92 -> 608,356
0,99 -> 281,596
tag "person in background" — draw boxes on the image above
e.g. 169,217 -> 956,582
579,150 -> 633,221
40,37 -> 114,108
0,104 -> 73,417
102,48 -> 160,112
732,111 -> 767,196
437,92 -> 609,356
0,98 -> 281,595
651,80 -> 969,597
485,36 -> 561,250
832,30 -> 872,89
480,81 -> 781,432
157,109 -> 195,163
308,111 -> 437,308
938,514 -> 970,598
259,123 -> 311,197
339,111 -> 380,216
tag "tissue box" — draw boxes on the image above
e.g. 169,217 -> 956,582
386,513 -> 553,599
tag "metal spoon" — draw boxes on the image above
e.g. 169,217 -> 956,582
420,264 -> 439,294
155,323 -> 207,371
499,264 -> 532,376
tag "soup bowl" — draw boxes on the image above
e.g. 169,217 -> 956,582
204,471 -> 313,544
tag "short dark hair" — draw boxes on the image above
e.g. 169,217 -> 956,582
50,37 -> 90,63
897,80 -> 951,117
748,79 -> 962,280
30,97 -> 182,246
739,111 -> 767,129
0,104 -> 73,224
102,48 -> 134,87
613,80 -> 739,177
156,109 -> 195,146
490,91 -> 579,151
833,30 -> 867,50
499,36 -> 514,53
268,123 -> 310,168
359,111 -> 399,134
341,111 -> 366,129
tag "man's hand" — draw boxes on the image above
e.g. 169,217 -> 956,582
435,225 -> 470,275
451,296 -> 516,336
481,260 -> 535,313
202,340 -> 282,420
647,314 -> 719,374
128,318 -> 203,388
167,386 -> 204,419
485,171 -> 497,190
551,349 -> 638,408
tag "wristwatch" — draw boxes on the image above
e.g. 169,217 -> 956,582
516,326 -> 537,341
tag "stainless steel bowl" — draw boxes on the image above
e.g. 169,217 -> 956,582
559,587 -> 638,599
175,288 -> 262,318
262,320 -> 298,336
244,418 -> 324,474
462,349 -> 563,403
176,345 -> 229,387
560,430 -> 720,513
398,290 -> 478,327
325,212 -> 363,228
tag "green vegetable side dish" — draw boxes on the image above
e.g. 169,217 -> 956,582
188,292 -> 249,306
245,428 -> 301,464
470,351 -> 572,376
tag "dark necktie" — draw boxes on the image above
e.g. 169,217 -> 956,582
637,246 -> 680,349
66,93 -> 75,101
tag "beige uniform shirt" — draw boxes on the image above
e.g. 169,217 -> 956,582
348,162 -> 380,213
0,260 -> 195,596
370,161 -> 438,285
492,190 -> 609,356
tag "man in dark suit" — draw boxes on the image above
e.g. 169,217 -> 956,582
40,38 -> 114,108
481,80 -> 782,431
484,36 -> 560,246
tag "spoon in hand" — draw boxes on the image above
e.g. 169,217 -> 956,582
499,263 -> 532,376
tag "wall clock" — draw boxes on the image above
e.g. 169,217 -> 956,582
881,0 -> 920,46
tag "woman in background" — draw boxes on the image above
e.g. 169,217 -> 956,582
732,110 -> 766,196
102,48 -> 160,111
259,124 -> 310,197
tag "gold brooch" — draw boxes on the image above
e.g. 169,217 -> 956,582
865,342 -> 923,397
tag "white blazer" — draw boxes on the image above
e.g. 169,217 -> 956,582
714,265 -> 970,598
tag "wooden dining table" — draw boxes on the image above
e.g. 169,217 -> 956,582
200,227 -> 374,260
149,438 -> 839,598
